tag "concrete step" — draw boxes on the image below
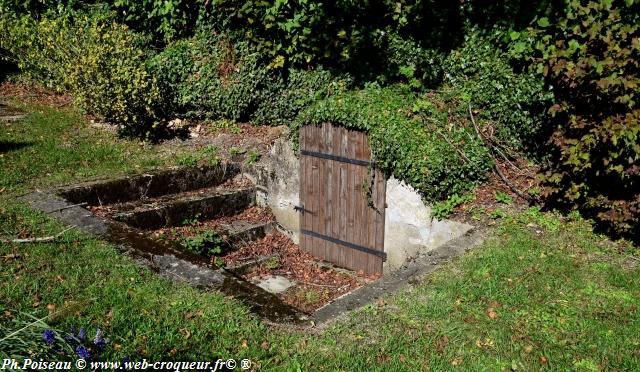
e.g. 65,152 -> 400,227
221,220 -> 275,247
112,187 -> 255,230
58,163 -> 242,205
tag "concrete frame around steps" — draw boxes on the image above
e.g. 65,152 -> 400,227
19,188 -> 485,328
18,159 -> 485,328
18,189 -> 307,325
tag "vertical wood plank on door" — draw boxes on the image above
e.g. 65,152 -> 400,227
345,129 -> 356,270
314,125 -> 324,258
362,135 -> 375,275
374,168 -> 386,274
299,126 -> 308,253
352,131 -> 367,273
331,124 -> 342,266
308,125 -> 317,256
338,126 -> 349,269
323,123 -> 335,264
314,124 -> 323,259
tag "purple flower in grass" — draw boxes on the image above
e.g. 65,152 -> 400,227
65,326 -> 78,344
93,328 -> 106,350
42,329 -> 56,345
78,327 -> 87,341
75,345 -> 91,359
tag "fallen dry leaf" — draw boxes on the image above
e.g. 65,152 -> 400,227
451,357 -> 463,366
185,309 -> 204,320
104,308 -> 114,325
435,336 -> 449,354
376,352 -> 391,364
487,307 -> 498,319
2,253 -> 19,260
524,345 -> 534,354
539,356 -> 548,365
179,328 -> 191,339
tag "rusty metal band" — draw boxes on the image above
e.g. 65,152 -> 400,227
301,229 -> 387,261
300,149 -> 373,167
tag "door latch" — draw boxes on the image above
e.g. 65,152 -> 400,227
293,204 -> 308,214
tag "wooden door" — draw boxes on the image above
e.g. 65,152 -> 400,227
299,123 -> 386,275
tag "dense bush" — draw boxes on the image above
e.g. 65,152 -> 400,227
517,0 -> 640,237
110,0 -> 203,42
296,85 -> 492,201
441,31 -> 553,154
251,68 -> 352,125
150,27 -> 351,124
0,12 -> 161,135
149,28 -> 267,121
0,0 -> 98,17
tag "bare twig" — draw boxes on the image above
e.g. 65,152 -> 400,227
300,281 -> 341,288
424,118 -> 471,163
0,226 -> 74,244
467,110 -> 526,175
337,284 -> 350,292
45,202 -> 88,213
485,137 -> 524,174
468,105 -> 532,201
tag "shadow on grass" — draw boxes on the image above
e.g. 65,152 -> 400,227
0,140 -> 33,153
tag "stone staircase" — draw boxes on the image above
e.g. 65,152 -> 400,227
24,164 -> 305,323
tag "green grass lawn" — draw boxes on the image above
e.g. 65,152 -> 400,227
0,105 -> 180,193
1,106 -> 639,370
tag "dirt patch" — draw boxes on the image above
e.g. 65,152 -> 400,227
217,174 -> 253,189
0,82 -> 72,108
451,158 -> 542,225
180,123 -> 285,161
223,232 -> 378,313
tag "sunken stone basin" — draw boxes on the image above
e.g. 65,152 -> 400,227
20,162 -> 484,327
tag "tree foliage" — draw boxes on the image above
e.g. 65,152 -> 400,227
2,0 -> 639,237
517,0 -> 639,237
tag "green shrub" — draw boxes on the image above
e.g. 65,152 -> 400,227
375,30 -> 445,89
441,31 -> 552,154
433,193 -> 475,219
0,12 -> 162,136
149,28 -> 267,122
150,27 -> 351,125
182,230 -> 225,257
251,68 -> 352,125
296,85 -> 492,201
0,0 -> 99,17
519,0 -> 640,238
110,0 -> 203,42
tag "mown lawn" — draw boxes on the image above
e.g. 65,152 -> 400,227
1,106 -> 639,370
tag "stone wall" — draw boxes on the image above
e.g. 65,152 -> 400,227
245,136 -> 301,244
383,177 -> 472,273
